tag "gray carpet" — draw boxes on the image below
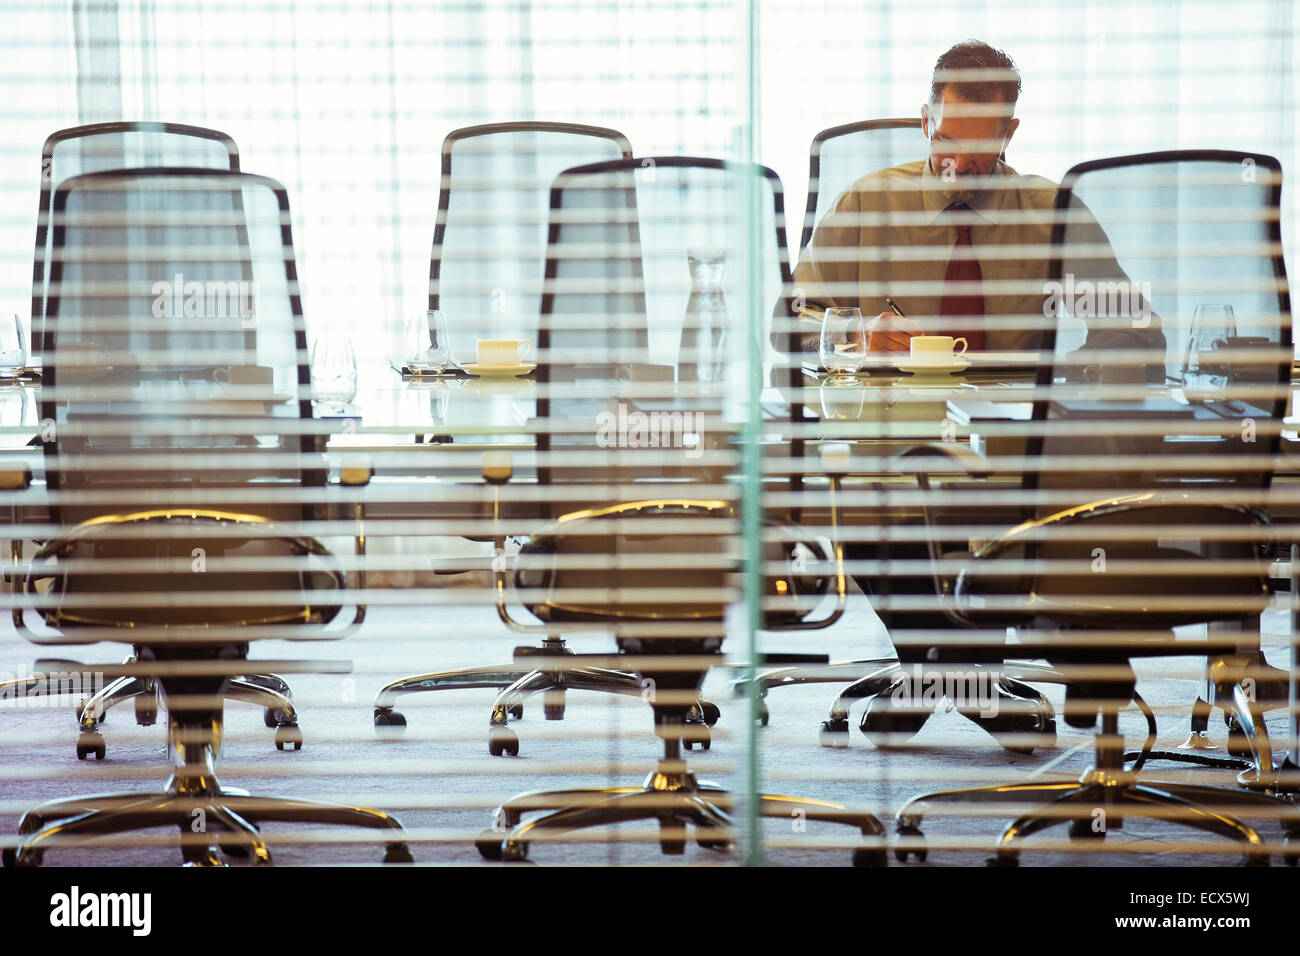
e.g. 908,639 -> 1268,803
0,577 -> 1293,867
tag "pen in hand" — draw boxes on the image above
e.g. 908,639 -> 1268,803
869,297 -> 919,352
885,297 -> 907,318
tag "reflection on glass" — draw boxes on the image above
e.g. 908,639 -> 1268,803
819,379 -> 866,421
819,307 -> 866,381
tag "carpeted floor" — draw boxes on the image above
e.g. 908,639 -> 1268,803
0,577 -> 1293,867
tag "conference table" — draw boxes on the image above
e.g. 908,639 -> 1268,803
0,362 -> 1294,770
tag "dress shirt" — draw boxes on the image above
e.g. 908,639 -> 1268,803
785,158 -> 1166,355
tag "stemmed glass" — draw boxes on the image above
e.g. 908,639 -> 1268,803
1183,304 -> 1236,395
0,314 -> 28,383
819,307 -> 867,381
405,309 -> 452,376
311,338 -> 358,414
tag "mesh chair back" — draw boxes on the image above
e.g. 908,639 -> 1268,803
801,119 -> 928,252
526,158 -> 791,631
34,123 -> 240,360
41,168 -> 323,629
1015,151 -> 1291,620
429,123 -> 632,368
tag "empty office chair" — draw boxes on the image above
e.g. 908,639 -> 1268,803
799,118 -> 929,254
0,123 -> 304,756
890,150 -> 1299,865
473,157 -> 883,862
428,121 -> 633,366
2,168 -> 409,866
372,122 -> 639,739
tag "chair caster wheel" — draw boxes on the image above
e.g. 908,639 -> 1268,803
1284,834 -> 1299,867
135,696 -> 157,727
221,841 -> 252,859
894,826 -> 927,862
543,702 -> 565,721
698,701 -> 721,726
1068,818 -> 1104,841
76,732 -> 105,760
3,846 -> 43,867
1243,852 -> 1270,867
683,726 -> 711,751
756,700 -> 769,727
476,832 -> 506,860
819,718 -> 850,748
660,838 -> 686,855
488,726 -> 519,756
986,852 -> 1019,867
508,703 -> 524,720
263,707 -> 278,728
383,842 -> 414,864
374,710 -> 407,739
852,847 -> 888,867
697,834 -> 732,851
1225,715 -> 1255,759
274,724 -> 303,752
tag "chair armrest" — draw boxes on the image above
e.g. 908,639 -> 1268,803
894,443 -> 994,479
483,451 -> 550,634
772,443 -> 850,631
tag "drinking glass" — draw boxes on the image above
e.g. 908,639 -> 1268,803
0,314 -> 28,382
405,309 -> 451,375
819,307 -> 866,380
1184,304 -> 1236,393
311,338 -> 358,411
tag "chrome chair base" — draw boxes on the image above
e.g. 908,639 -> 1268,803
73,666 -> 301,760
1,658 -> 301,759
476,731 -> 886,865
893,712 -> 1300,867
3,713 -> 409,867
374,637 -> 719,755
812,664 -> 1057,753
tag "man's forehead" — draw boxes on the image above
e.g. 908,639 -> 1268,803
930,90 -> 1014,125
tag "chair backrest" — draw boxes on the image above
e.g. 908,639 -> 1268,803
429,122 -> 632,368
33,123 -> 240,362
1014,150 -> 1291,617
801,119 -> 928,253
40,167 -> 326,630
44,168 -> 320,524
525,158 -> 773,637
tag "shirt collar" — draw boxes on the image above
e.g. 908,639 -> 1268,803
920,158 -> 1008,226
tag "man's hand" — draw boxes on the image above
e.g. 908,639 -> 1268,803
866,312 -> 923,352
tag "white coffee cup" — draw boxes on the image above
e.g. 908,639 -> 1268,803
909,334 -> 967,364
477,338 -> 531,366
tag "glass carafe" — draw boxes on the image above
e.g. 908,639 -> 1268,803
681,250 -> 728,384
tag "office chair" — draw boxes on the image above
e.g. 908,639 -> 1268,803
373,122 -> 649,740
473,157 -> 884,862
0,122 -> 305,757
798,118 -> 929,254
890,151 -> 1300,865
2,168 -> 410,866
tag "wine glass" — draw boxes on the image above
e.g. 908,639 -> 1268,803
0,314 -> 28,382
1183,304 -> 1236,394
311,338 -> 357,413
819,307 -> 867,381
405,309 -> 451,376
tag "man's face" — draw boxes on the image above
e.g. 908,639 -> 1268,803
921,87 -> 1019,197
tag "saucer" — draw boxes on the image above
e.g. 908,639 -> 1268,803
896,357 -> 971,377
463,362 -> 536,378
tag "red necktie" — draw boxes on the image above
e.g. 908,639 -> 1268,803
939,202 -> 985,351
